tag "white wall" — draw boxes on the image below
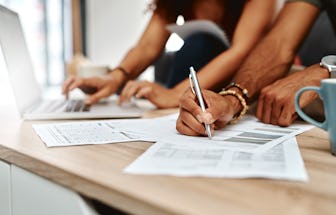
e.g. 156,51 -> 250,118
86,0 -> 151,66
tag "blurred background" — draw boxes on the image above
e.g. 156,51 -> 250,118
0,0 -> 151,88
0,0 -> 334,91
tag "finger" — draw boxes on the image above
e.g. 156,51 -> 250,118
62,76 -> 76,98
118,81 -> 134,104
176,115 -> 200,136
261,94 -> 273,124
119,81 -> 139,104
291,113 -> 298,123
278,105 -> 296,127
179,110 -> 206,136
203,98 -> 229,125
202,98 -> 221,123
203,91 -> 238,125
135,86 -> 152,99
85,88 -> 111,105
62,76 -> 75,93
197,111 -> 215,125
179,91 -> 204,123
179,109 -> 207,136
256,92 -> 265,121
270,99 -> 282,125
68,78 -> 84,92
214,118 -> 230,130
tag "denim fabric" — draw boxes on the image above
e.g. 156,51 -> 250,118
154,32 -> 228,88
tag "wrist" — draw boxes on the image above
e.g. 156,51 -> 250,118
320,55 -> 336,78
226,92 -> 243,112
314,64 -> 331,79
300,64 -> 330,87
108,66 -> 130,86
219,88 -> 248,124
173,79 -> 190,91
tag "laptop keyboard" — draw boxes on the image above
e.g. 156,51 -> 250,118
64,99 -> 90,112
32,99 -> 91,113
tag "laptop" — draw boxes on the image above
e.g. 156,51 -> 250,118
0,5 -> 143,120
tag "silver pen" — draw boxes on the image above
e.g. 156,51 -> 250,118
189,66 -> 212,139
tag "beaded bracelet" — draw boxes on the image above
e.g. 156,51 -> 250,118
218,89 -> 248,124
224,82 -> 249,101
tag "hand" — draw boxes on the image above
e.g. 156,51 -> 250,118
176,88 -> 240,136
62,75 -> 121,105
118,80 -> 181,108
256,64 -> 328,126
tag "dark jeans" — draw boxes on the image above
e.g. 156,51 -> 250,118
154,32 -> 228,88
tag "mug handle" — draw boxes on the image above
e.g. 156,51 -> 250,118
294,86 -> 328,131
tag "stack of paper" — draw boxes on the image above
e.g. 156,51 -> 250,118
33,114 -> 312,181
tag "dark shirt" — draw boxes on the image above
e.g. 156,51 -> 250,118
323,0 -> 336,32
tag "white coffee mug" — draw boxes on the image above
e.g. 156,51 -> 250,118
77,64 -> 109,78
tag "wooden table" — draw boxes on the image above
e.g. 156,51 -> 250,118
0,102 -> 335,215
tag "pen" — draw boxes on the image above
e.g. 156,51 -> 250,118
189,66 -> 212,139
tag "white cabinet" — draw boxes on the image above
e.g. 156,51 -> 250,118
11,165 -> 98,215
0,159 -> 11,215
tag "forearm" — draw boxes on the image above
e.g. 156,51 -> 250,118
183,0 -> 276,94
232,2 -> 320,102
109,12 -> 170,87
233,35 -> 294,102
118,44 -> 165,79
107,44 -> 165,90
173,47 -> 247,94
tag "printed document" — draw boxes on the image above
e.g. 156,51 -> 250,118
32,121 -> 152,147
33,114 -> 312,150
105,114 -> 313,152
124,138 -> 308,181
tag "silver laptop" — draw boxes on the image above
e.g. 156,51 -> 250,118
0,5 -> 143,120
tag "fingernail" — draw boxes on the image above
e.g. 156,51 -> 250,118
196,114 -> 202,123
203,112 -> 214,124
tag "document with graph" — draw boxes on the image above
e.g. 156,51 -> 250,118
33,114 -> 312,150
124,138 -> 308,181
106,114 -> 313,153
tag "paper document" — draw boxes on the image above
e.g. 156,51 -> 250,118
33,114 -> 312,150
124,138 -> 308,181
107,114 -> 313,152
167,20 -> 230,47
33,122 -> 152,147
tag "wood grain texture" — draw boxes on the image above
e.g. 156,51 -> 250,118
0,104 -> 335,215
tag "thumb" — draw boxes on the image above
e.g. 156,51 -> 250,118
196,111 -> 215,125
85,88 -> 111,105
135,86 -> 152,99
206,105 -> 231,122
203,97 -> 232,124
201,94 -> 226,123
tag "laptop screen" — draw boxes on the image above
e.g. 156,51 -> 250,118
0,5 -> 41,114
